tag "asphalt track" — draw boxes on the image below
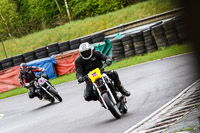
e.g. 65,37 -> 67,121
0,53 -> 199,133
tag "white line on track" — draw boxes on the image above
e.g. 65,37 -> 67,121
123,79 -> 200,133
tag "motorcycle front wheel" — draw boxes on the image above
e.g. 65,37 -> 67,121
48,87 -> 62,102
102,93 -> 121,119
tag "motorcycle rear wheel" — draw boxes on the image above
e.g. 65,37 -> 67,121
102,93 -> 121,119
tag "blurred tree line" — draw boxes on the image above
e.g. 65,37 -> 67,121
0,0 -> 145,40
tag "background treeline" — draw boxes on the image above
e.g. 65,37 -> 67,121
0,0 -> 145,40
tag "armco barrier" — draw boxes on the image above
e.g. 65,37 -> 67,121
0,66 -> 21,93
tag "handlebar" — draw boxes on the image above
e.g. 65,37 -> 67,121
100,64 -> 108,72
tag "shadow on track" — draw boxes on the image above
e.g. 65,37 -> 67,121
96,112 -> 133,125
31,102 -> 60,112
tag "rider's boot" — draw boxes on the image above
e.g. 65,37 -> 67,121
116,84 -> 131,97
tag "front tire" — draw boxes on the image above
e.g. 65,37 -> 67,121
48,87 -> 62,102
102,93 -> 121,119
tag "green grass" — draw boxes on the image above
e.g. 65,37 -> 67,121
174,127 -> 195,132
0,0 -> 179,60
0,44 -> 193,100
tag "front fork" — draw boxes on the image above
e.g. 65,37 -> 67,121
38,83 -> 56,99
93,83 -> 109,109
93,78 -> 117,110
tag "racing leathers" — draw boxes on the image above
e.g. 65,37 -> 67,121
19,66 -> 44,99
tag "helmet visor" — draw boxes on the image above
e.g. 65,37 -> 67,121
81,49 -> 92,59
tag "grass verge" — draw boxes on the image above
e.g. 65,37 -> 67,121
0,44 -> 193,100
0,0 -> 179,60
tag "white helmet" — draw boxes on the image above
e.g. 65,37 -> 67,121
79,42 -> 94,60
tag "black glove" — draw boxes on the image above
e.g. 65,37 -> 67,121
78,76 -> 84,83
106,58 -> 112,66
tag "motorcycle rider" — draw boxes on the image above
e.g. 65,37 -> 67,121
19,63 -> 46,100
75,42 -> 131,102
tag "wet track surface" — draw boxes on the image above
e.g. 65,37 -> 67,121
0,53 -> 199,133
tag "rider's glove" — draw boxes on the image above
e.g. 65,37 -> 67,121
78,76 -> 84,83
106,58 -> 112,66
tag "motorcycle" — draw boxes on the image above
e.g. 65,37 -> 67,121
81,64 -> 128,119
30,72 -> 62,103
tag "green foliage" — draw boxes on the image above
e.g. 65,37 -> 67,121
0,0 -> 19,39
68,0 -> 127,19
0,0 -> 148,40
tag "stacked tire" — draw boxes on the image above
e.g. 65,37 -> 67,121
121,34 -> 135,57
35,46 -> 48,59
111,38 -> 125,61
70,38 -> 81,50
23,51 -> 37,63
163,19 -> 181,45
0,57 -> 14,70
91,32 -> 104,43
47,42 -> 60,56
174,15 -> 187,43
58,41 -> 70,53
0,62 -> 2,71
143,28 -> 158,53
151,24 -> 168,48
13,54 -> 25,66
81,36 -> 92,44
131,31 -> 146,55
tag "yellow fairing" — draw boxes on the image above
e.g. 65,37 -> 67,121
88,68 -> 102,83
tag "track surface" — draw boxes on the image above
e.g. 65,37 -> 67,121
0,53 -> 199,133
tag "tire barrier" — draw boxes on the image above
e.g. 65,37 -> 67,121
47,42 -> 60,57
143,29 -> 158,53
58,41 -> 70,53
151,24 -> 169,48
122,34 -> 135,57
174,15 -> 187,43
0,62 -> 2,71
110,14 -> 186,61
0,57 -> 14,70
35,46 -> 48,59
23,51 -> 37,63
91,32 -> 105,43
0,33 -> 105,71
163,19 -> 181,45
111,38 -> 125,61
70,38 -> 81,50
131,31 -> 146,55
81,36 -> 92,44
13,54 -> 25,66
